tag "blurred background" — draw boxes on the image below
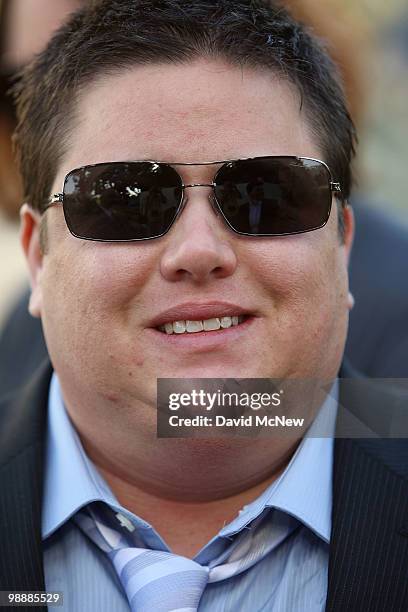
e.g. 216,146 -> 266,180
287,0 -> 408,216
0,0 -> 82,324
0,0 -> 407,325
338,0 -> 408,217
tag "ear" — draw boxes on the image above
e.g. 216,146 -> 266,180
342,203 -> 354,263
341,204 -> 355,310
20,204 -> 44,318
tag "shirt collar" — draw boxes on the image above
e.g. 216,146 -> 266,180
218,381 -> 338,544
43,374 -> 118,539
43,374 -> 337,544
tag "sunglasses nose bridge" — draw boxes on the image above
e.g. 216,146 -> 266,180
181,182 -> 220,216
182,181 -> 215,190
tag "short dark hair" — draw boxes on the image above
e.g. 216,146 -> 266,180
13,0 -> 356,224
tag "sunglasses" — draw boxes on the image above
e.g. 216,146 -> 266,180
45,156 -> 342,242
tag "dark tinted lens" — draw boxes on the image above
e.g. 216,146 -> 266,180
214,157 -> 332,235
63,162 -> 182,240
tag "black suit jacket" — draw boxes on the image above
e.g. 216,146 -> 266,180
0,361 -> 407,612
346,202 -> 408,376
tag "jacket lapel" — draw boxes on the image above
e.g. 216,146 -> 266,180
326,373 -> 408,611
0,361 -> 52,597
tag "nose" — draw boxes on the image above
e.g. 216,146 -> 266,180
159,188 -> 238,284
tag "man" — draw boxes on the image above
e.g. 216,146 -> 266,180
0,2 -> 407,611
236,180 -> 283,235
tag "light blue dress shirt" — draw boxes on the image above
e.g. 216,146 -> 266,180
43,375 -> 338,612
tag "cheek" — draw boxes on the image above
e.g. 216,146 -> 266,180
39,242 -> 157,364
244,233 -> 337,305
45,241 -> 156,306
242,232 -> 349,372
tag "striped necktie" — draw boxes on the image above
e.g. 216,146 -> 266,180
74,502 -> 298,612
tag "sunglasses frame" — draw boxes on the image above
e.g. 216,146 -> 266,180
45,156 -> 343,242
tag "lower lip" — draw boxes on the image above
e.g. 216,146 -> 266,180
147,317 -> 255,351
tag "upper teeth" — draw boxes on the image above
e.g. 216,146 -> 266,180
160,316 -> 243,334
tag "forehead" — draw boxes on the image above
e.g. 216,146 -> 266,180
57,59 -> 322,183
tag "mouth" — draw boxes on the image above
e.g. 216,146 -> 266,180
148,302 -> 255,348
158,315 -> 247,335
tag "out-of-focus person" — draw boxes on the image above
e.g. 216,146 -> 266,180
0,0 -> 83,325
0,0 -> 83,386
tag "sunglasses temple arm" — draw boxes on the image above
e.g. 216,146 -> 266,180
330,181 -> 346,207
44,193 -> 64,210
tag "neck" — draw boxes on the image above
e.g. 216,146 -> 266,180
80,433 -> 300,557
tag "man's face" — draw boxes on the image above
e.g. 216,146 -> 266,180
24,59 -> 353,419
